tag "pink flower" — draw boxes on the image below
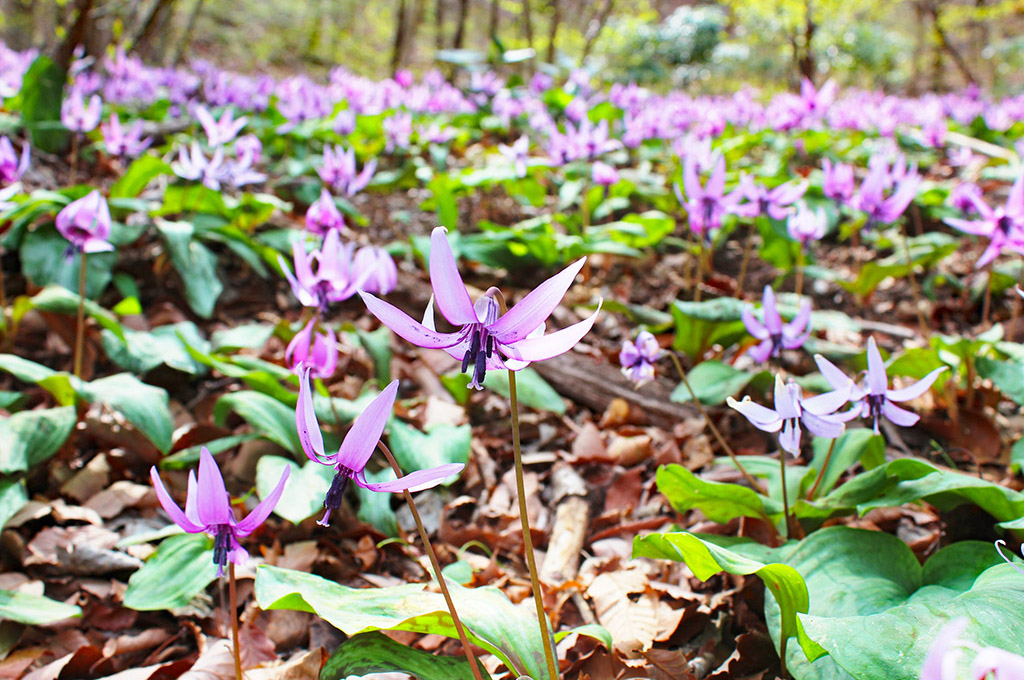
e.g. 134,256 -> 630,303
55,190 -> 113,255
353,245 -> 397,296
285,320 -> 338,379
61,89 -> 101,133
0,136 -> 29,184
305,188 -> 345,235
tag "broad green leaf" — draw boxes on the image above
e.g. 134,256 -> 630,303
322,631 -> 489,680
0,354 -> 56,383
976,356 -> 1024,405
0,478 -> 27,530
808,430 -> 884,499
100,322 -> 209,375
211,323 -> 275,351
78,374 -> 173,453
670,297 -> 749,359
670,360 -> 769,405
387,420 -> 469,481
30,284 -> 126,342
355,467 -> 399,537
110,156 -> 173,198
20,56 -> 68,153
255,565 -> 552,680
21,227 -> 115,300
483,368 -> 566,414
255,455 -> 334,525
656,463 -> 774,524
159,434 -> 260,470
0,589 -> 80,625
356,326 -> 393,385
155,220 -> 223,319
0,391 -> 26,411
124,534 -> 218,611
214,391 -> 301,455
0,406 -> 76,474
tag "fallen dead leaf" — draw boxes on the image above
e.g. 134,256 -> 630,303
245,648 -> 325,680
59,454 -> 111,503
586,569 -> 657,655
179,639 -> 234,680
85,482 -> 155,519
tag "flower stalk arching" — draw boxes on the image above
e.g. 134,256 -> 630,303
74,250 -> 87,378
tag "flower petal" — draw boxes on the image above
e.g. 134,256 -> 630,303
297,368 -> 331,465
490,257 -> 587,342
726,396 -> 782,432
353,463 -> 464,493
335,380 -> 399,472
149,467 -> 204,532
881,399 -> 919,428
762,286 -> 783,336
747,338 -> 773,364
498,301 -> 600,362
801,411 -> 845,439
970,646 -> 1024,680
866,337 -> 889,395
801,388 -> 850,415
235,463 -> 289,535
920,619 -> 969,680
195,447 -> 233,526
741,305 -> 769,340
779,418 -> 801,455
360,291 -> 466,349
429,227 -> 479,325
886,366 -> 947,402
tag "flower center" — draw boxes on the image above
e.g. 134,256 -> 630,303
212,524 -> 232,576
319,465 -> 355,527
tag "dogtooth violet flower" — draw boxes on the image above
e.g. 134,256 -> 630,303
850,154 -> 921,227
278,230 -> 369,311
732,174 -> 807,220
821,159 -> 855,204
498,135 -> 530,178
297,371 -> 464,526
56,190 -> 113,256
787,203 -> 827,245
728,375 -> 847,455
675,154 -> 740,240
194,105 -> 247,147
61,88 -> 101,133
318,145 -> 376,196
592,161 -> 619,187
353,245 -> 398,296
742,286 -> 812,363
0,136 -> 29,184
101,113 -> 151,159
813,337 -> 947,434
360,226 -> 601,390
285,320 -> 338,379
944,173 -> 1024,268
619,331 -> 661,386
150,447 -> 289,576
305,188 -> 345,235
920,617 -> 1024,680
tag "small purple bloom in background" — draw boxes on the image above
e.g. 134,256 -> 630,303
821,159 -> 855,204
383,111 -> 413,153
279,230 -> 367,310
332,110 -> 356,136
224,149 -> 266,188
0,136 -> 29,184
850,154 -> 921,226
920,617 -> 1024,680
296,372 -> 464,526
619,331 -> 661,386
787,203 -> 827,245
416,123 -> 454,145
318,145 -> 376,197
592,161 -> 619,187
172,142 -> 229,190
944,173 -> 1024,268
194,105 -> 247,147
235,134 -> 263,164
947,181 -> 983,215
56,190 -> 113,255
741,286 -> 811,363
948,146 -> 974,167
676,154 -> 739,240
353,245 -> 398,296
727,375 -> 846,455
360,227 -> 601,390
498,135 -> 530,178
305,188 -> 345,236
732,174 -> 807,220
151,447 -> 289,576
394,69 -> 414,88
101,113 -> 152,159
814,337 -> 947,434
61,89 -> 102,133
285,320 -> 337,379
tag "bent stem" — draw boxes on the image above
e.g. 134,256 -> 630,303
736,220 -> 756,297
981,262 -> 994,329
694,239 -> 705,302
375,442 -> 484,680
667,352 -> 766,495
779,452 -> 791,540
509,369 -> 559,680
806,438 -> 836,500
228,563 -> 242,680
795,249 -> 805,298
73,250 -> 88,378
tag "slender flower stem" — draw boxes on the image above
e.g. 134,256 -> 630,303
73,250 -> 88,379
795,249 -> 805,299
779,453 -> 791,541
667,352 -> 766,495
736,220 -> 756,297
508,369 -> 559,680
228,563 -> 242,680
694,240 -> 705,302
898,220 -> 928,336
806,438 -> 836,500
69,135 -> 79,182
981,262 -> 994,329
375,442 -> 484,680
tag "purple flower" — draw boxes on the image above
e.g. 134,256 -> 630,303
56,190 -> 113,255
0,136 -> 29,184
944,173 -> 1024,268
306,188 -> 345,235
676,154 -> 739,240
359,227 -> 601,390
416,123 -> 454,145
920,617 -> 1024,680
727,375 -> 847,455
619,331 -> 660,385
787,203 -> 827,244
285,320 -> 337,379
235,134 -> 263,164
224,149 -> 266,188
353,245 -> 398,296
150,447 -> 289,576
742,286 -> 811,363
279,230 -> 367,310
101,113 -> 152,159
0,184 -> 20,212
383,112 -> 413,153
822,159 -> 855,204
948,181 -> 983,215
194,105 -> 247,147
592,161 -> 619,187
318,145 -> 376,197
296,372 -> 464,526
172,142 -> 229,190
814,337 -> 947,434
850,154 -> 921,226
732,174 -> 808,220
61,89 -> 101,133
332,110 -> 356,136
498,135 -> 530,178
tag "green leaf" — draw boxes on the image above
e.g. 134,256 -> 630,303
21,227 -> 115,300
159,434 -> 260,470
30,284 -> 126,342
808,429 -> 884,499
78,374 -> 173,453
20,55 -> 68,153
214,391 -> 301,455
0,478 -> 27,530
655,464 -> 773,524
356,326 -> 393,385
0,354 -> 56,383
100,322 -> 209,375
255,455 -> 334,525
670,297 -> 749,360
155,220 -> 223,319
387,420 -> 469,481
0,589 -> 80,625
482,368 -> 566,414
255,565 -> 551,680
322,632 -> 489,680
210,324 -> 275,351
976,356 -> 1024,405
123,534 -> 218,611
670,360 -> 768,405
632,532 -> 823,663
110,156 -> 173,198
0,406 -> 77,474
354,467 -> 400,537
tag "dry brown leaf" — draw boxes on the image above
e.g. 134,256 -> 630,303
85,482 -> 155,519
102,629 -> 171,658
607,434 -> 652,467
22,645 -> 103,680
59,454 -> 110,503
570,422 -> 608,463
599,398 -> 632,428
179,639 -> 234,680
50,500 -> 103,526
586,570 -> 657,655
244,648 -> 325,680
0,648 -> 48,680
25,526 -> 120,566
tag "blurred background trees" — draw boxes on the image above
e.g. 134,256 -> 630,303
1,0 -> 1022,93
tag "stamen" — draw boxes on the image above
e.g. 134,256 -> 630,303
319,467 -> 354,527
462,332 -> 479,374
212,524 -> 232,576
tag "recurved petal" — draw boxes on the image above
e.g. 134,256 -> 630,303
741,305 -> 769,340
429,227 -> 479,325
498,301 -> 600,362
801,388 -> 850,416
149,467 -> 204,532
234,463 -> 289,535
784,300 -> 812,338
886,366 -> 948,402
335,380 -> 399,473
881,399 -> 919,427
778,418 -> 802,456
360,291 -> 465,349
801,410 -> 845,440
814,354 -> 856,393
747,338 -> 773,364
354,463 -> 464,493
195,447 -> 233,526
297,369 -> 332,465
865,337 -> 889,395
489,257 -> 587,342
726,396 -> 782,432
920,619 -> 968,680
762,286 -> 783,336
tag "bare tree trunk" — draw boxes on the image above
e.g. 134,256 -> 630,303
130,0 -> 177,59
54,0 -> 96,72
453,0 -> 469,49
408,0 -> 426,67
581,0 -> 614,60
170,0 -> 204,65
521,0 -> 534,49
798,0 -> 816,83
489,0 -> 500,43
435,0 -> 446,49
924,0 -> 977,86
392,0 -> 409,72
545,0 -> 560,62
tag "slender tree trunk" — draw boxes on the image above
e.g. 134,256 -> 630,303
53,0 -> 96,72
546,0 -> 560,62
924,0 -> 977,86
129,0 -> 177,58
581,0 -> 614,60
408,0 -> 426,67
435,0 -> 446,49
489,0 -> 500,43
799,0 -> 816,83
392,0 -> 409,72
453,0 -> 469,49
521,0 -> 534,49
170,0 -> 204,65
